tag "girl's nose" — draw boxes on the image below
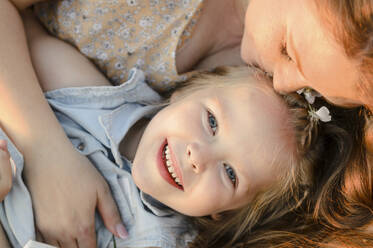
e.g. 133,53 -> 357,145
186,142 -> 208,174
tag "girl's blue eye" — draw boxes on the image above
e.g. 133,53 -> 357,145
224,164 -> 237,187
207,111 -> 218,135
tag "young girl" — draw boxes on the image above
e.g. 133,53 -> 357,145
1,13 -> 367,248
2,0 -> 373,246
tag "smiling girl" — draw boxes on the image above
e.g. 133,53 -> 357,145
0,14 -> 367,248
2,0 -> 373,246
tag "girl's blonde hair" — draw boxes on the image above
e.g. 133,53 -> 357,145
172,66 -> 367,248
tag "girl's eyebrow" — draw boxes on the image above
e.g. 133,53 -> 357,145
218,93 -> 254,194
211,95 -> 227,133
214,96 -> 242,192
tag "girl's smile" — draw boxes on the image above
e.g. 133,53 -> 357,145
158,139 -> 184,191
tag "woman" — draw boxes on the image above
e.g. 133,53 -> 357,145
1,0 -> 373,247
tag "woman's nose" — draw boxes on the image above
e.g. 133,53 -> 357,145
273,63 -> 306,94
186,142 -> 209,174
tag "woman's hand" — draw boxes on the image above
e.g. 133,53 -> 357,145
0,1 -> 127,246
0,140 -> 13,202
24,148 -> 128,248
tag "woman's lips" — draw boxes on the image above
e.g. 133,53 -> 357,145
157,139 -> 184,191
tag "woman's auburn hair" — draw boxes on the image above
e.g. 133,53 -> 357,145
314,0 -> 373,108
175,66 -> 370,248
314,0 -> 373,231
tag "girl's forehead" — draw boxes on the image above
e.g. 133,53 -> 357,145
212,84 -> 290,168
206,74 -> 274,96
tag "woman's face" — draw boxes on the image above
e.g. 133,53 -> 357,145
241,0 -> 362,107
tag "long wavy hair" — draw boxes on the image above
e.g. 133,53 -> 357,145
171,66 -> 370,247
309,0 -> 373,239
314,0 -> 373,109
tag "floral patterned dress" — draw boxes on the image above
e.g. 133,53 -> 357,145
34,0 -> 204,92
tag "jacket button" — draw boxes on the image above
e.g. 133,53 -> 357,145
77,142 -> 85,151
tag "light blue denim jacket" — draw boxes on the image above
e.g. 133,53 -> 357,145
0,69 -> 194,248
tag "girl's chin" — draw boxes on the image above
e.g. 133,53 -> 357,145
131,165 -> 142,186
131,168 -> 153,193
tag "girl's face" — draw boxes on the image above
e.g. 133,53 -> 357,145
241,0 -> 362,107
132,81 -> 291,217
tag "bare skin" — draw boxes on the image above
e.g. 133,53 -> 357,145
0,223 -> 10,248
25,13 -> 181,247
0,140 -> 12,248
0,1 -> 247,247
0,1 -> 125,247
4,0 -> 371,246
176,0 -> 246,72
0,140 -> 13,201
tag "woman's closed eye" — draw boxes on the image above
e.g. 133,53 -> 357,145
249,63 -> 273,79
281,42 -> 293,62
224,164 -> 237,187
207,110 -> 218,135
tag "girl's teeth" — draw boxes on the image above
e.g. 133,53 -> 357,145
164,144 -> 182,187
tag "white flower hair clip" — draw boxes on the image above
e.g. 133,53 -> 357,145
309,106 -> 332,123
296,88 -> 331,123
297,88 -> 322,104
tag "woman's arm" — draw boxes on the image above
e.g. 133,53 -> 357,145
23,10 -> 111,90
0,1 -> 126,247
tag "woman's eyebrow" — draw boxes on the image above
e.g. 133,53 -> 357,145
249,62 -> 271,77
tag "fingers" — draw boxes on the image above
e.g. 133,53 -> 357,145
27,153 -> 124,248
0,140 -> 12,201
0,140 -> 15,176
0,140 -> 7,151
39,220 -> 96,248
97,183 -> 128,240
76,224 -> 96,248
58,239 -> 78,248
41,234 -> 60,248
35,199 -> 97,248
0,221 -> 11,248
